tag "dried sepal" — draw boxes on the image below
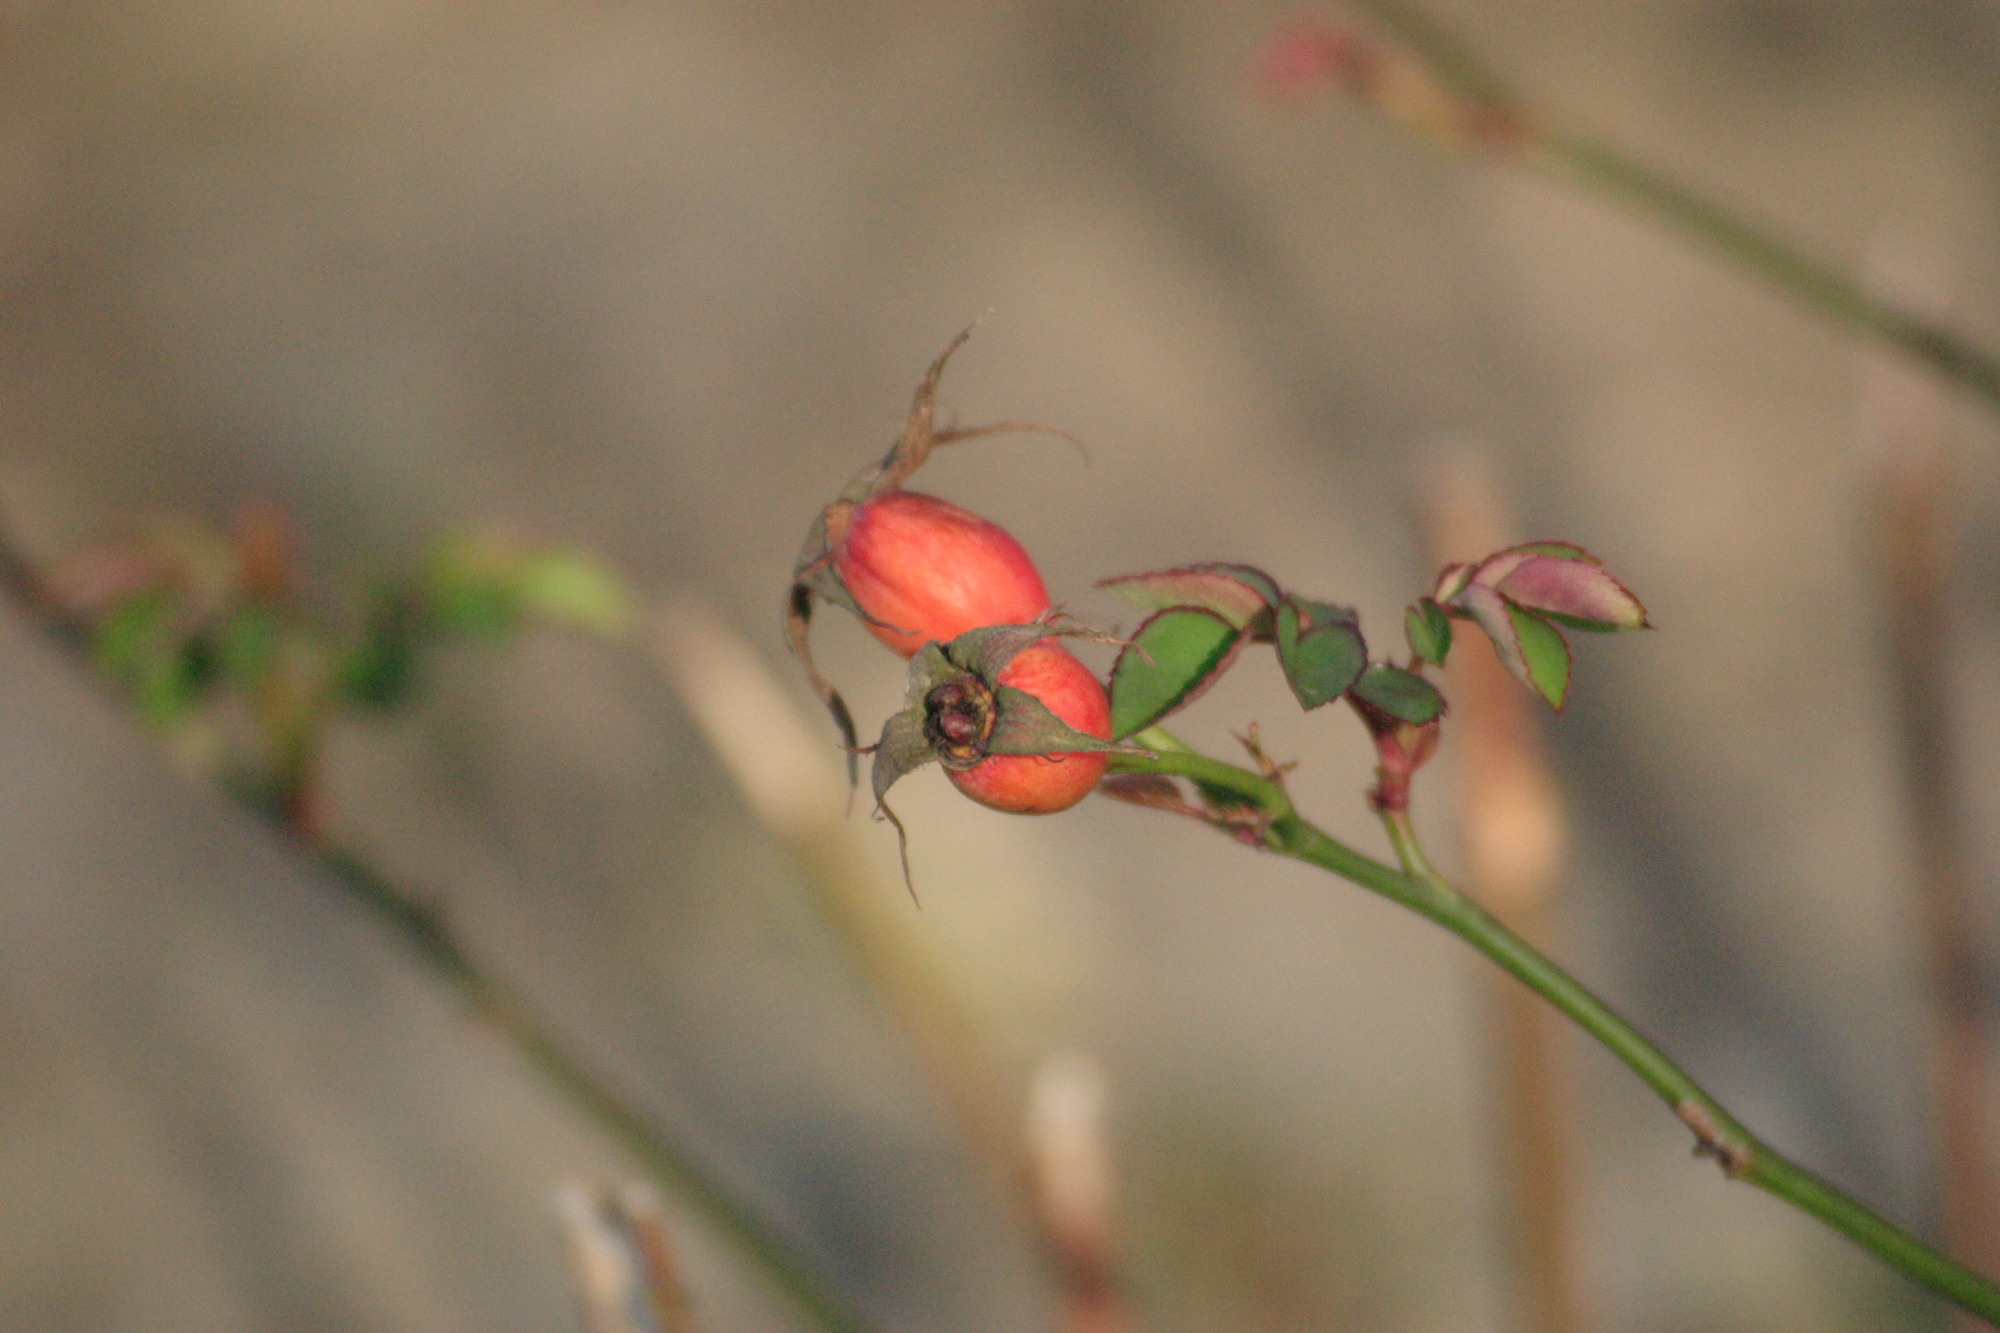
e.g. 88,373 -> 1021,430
986,685 -> 1137,758
1097,773 -> 1204,816
871,707 -> 939,805
943,621 -> 1062,681
784,584 -> 861,787
1099,770 -> 1274,847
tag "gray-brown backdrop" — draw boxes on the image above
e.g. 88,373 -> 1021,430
4,1 -> 2000,1330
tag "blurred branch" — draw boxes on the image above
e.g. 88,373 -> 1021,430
0,525 -> 876,1333
650,595 -> 1156,1320
1860,251 -> 2000,1316
1420,455 -> 1584,1333
646,595 -> 1029,1201
553,1181 -> 701,1333
1264,2 -> 2000,415
1025,1052 -> 1135,1333
1108,731 -> 2000,1324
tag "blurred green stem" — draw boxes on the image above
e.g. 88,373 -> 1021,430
1114,726 -> 2000,1324
0,547 -> 874,1333
311,847 -> 873,1333
1336,0 -> 2000,414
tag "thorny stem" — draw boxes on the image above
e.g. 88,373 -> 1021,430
1335,0 -> 2000,415
0,549 -> 876,1333
1112,728 -> 2000,1324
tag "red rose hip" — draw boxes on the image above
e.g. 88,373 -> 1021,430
836,491 -> 1051,657
946,641 -> 1112,814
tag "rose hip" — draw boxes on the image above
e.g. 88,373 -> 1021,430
836,491 -> 1050,657
946,641 -> 1112,814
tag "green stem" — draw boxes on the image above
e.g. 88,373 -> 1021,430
1113,731 -> 2000,1323
1338,0 -> 2000,415
312,848 -> 875,1333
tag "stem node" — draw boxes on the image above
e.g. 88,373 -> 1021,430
1674,1099 -> 1753,1179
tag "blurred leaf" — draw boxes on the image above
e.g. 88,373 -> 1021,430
1491,554 -> 1648,633
430,580 -> 519,637
1405,597 -> 1452,665
46,545 -> 163,618
1098,564 -> 1277,632
517,551 -> 635,639
233,499 -> 296,600
1108,608 -> 1243,739
425,531 -> 634,641
1349,663 -> 1446,724
219,604 -> 282,686
342,592 -> 420,707
94,590 -> 175,681
1274,597 -> 1365,710
424,531 -> 524,637
93,590 -> 205,728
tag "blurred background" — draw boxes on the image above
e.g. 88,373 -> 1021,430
4,0 -> 2000,1329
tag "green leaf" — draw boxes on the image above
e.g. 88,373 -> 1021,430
1274,598 -> 1366,711
1509,603 -> 1572,709
1405,598 -> 1452,666
1349,664 -> 1446,724
1108,608 -> 1243,739
1097,564 -> 1277,632
516,552 -> 634,639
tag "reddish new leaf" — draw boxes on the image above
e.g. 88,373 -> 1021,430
1491,554 -> 1649,633
1098,563 -> 1277,632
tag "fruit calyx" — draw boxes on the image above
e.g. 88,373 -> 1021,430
923,674 -> 997,768
869,620 -> 1145,894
